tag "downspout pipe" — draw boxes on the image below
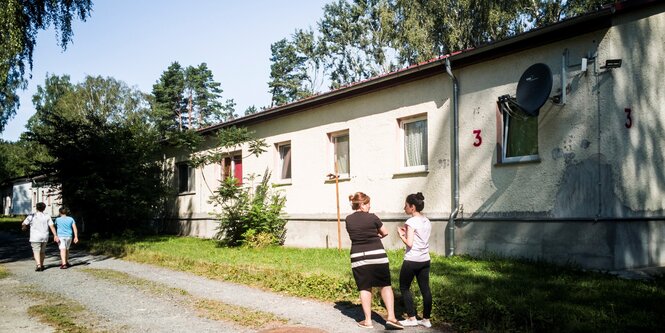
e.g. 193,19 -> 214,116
445,58 -> 460,256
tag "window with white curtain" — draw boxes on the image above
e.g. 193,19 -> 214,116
330,131 -> 350,177
400,116 -> 428,172
277,142 -> 292,180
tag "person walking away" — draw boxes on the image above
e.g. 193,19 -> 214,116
345,192 -> 403,330
397,192 -> 433,328
21,202 -> 55,271
53,207 -> 78,269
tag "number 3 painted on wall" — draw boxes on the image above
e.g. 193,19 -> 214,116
473,129 -> 482,147
624,108 -> 632,129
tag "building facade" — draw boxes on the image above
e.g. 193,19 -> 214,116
165,1 -> 665,270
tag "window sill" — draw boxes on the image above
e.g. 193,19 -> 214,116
393,169 -> 429,178
177,191 -> 196,196
495,156 -> 541,166
274,179 -> 292,187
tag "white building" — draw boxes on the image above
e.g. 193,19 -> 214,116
164,1 -> 665,271
1,176 -> 61,216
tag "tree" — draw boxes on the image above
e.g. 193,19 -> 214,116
268,0 -> 613,93
152,62 -> 186,133
27,74 -> 167,234
268,38 -> 311,107
0,137 -> 50,181
244,105 -> 258,116
0,0 -> 92,133
317,0 -> 399,88
151,62 -> 234,133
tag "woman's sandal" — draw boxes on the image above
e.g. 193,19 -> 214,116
385,319 -> 404,329
357,321 -> 374,329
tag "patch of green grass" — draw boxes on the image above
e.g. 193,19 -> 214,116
0,265 -> 10,279
21,287 -> 100,333
88,235 -> 665,332
195,298 -> 288,329
82,268 -> 189,297
87,236 -> 359,302
0,216 -> 23,232
82,267 -> 288,329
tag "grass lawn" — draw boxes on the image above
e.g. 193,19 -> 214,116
86,235 -> 665,332
0,215 -> 23,233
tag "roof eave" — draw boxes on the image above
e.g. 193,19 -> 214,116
199,1 -> 660,135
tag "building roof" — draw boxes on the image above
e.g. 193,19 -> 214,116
198,0 -> 659,135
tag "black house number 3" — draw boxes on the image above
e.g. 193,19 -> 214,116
624,108 -> 632,129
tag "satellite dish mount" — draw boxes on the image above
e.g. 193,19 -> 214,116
498,63 -> 553,117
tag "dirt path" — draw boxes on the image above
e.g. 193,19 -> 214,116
0,231 -> 442,332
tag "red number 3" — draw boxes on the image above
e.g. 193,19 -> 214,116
473,129 -> 482,147
624,108 -> 632,129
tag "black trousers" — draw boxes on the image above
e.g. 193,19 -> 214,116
399,260 -> 432,319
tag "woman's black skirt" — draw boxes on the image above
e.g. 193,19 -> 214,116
350,248 -> 391,290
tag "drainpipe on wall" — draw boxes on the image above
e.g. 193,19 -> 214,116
445,57 -> 460,256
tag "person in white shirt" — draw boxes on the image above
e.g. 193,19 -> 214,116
21,202 -> 56,271
397,192 -> 433,328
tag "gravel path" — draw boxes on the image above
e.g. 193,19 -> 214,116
0,231 -> 442,332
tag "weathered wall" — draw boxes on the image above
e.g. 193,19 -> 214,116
168,4 -> 665,270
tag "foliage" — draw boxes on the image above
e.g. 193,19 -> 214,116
88,236 -> 665,332
242,229 -> 279,249
26,74 -> 168,234
244,105 -> 258,116
151,61 -> 234,135
268,0 -> 612,95
151,62 -> 185,133
189,126 -> 268,167
0,137 -> 51,181
268,38 -> 312,107
0,0 -> 92,133
318,0 -> 399,88
209,171 -> 286,247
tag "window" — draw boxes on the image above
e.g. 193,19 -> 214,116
400,116 -> 428,172
277,142 -> 292,180
500,106 -> 539,163
221,154 -> 242,185
329,131 -> 350,177
177,163 -> 195,193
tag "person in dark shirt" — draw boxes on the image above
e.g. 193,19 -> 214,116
345,192 -> 403,330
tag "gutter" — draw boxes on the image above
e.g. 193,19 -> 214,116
445,58 -> 460,256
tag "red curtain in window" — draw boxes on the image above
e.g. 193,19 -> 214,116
233,156 -> 242,185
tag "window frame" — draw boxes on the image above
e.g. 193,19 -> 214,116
276,141 -> 292,182
398,115 -> 429,173
328,130 -> 350,179
498,103 -> 540,164
221,153 -> 243,185
176,162 -> 196,194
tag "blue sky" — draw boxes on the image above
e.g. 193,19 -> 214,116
2,0 -> 329,141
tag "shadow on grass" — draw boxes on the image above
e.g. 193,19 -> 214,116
428,255 -> 665,332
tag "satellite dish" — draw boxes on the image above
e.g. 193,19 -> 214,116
514,63 -> 553,116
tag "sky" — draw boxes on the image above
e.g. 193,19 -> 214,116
1,0 -> 330,142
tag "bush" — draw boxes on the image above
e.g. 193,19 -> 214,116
210,170 -> 286,247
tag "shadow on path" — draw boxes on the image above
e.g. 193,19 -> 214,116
0,231 -> 107,267
333,300 -> 403,330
